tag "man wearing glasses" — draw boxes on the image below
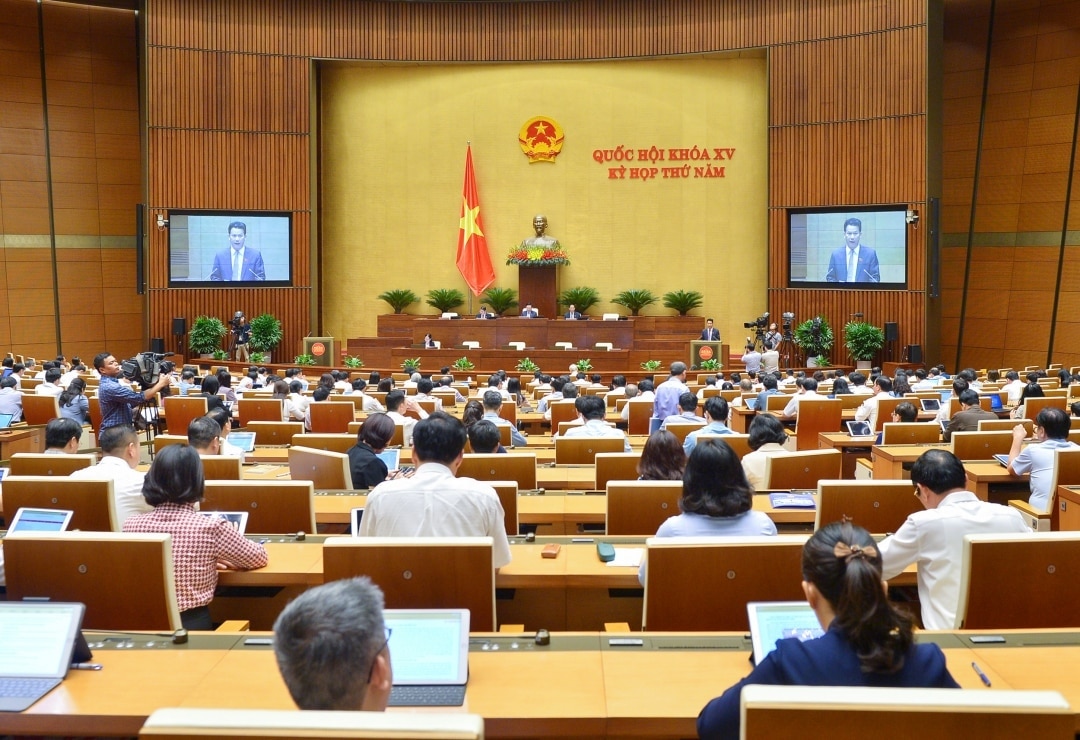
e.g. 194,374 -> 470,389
1007,406 -> 1080,511
273,577 -> 392,710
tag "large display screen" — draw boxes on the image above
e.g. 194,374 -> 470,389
788,206 -> 907,289
168,211 -> 292,288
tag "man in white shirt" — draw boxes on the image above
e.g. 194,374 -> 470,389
70,425 -> 150,526
879,449 -> 1030,629
563,395 -> 631,452
44,418 -> 82,454
347,378 -> 385,413
848,371 -> 872,395
35,368 -> 63,396
781,377 -> 823,419
854,376 -> 893,432
621,380 -> 655,422
359,412 -> 512,569
412,378 -> 443,412
1003,370 -> 1024,406
385,389 -> 428,447
1007,406 -> 1080,511
187,415 -> 223,454
683,396 -> 735,455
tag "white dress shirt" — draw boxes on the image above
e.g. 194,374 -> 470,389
71,455 -> 150,527
563,418 -> 631,452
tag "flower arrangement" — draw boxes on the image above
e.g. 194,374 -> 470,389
506,243 -> 570,266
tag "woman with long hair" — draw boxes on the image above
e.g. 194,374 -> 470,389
1011,381 -> 1045,420
636,429 -> 685,481
58,377 -> 89,424
697,521 -> 958,738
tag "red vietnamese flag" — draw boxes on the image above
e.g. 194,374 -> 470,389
455,145 -> 496,296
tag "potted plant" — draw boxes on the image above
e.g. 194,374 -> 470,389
248,313 -> 283,363
793,317 -> 835,367
613,289 -> 659,316
843,321 -> 886,370
377,289 -> 420,314
401,357 -> 421,372
640,359 -> 662,371
699,358 -> 721,371
662,290 -> 704,316
343,355 -> 364,369
558,286 -> 602,315
575,358 -> 593,373
480,287 -> 518,316
294,353 -> 316,366
516,357 -> 539,373
212,349 -> 229,361
250,352 -> 266,364
425,288 -> 466,314
188,315 -> 227,358
453,356 -> 475,371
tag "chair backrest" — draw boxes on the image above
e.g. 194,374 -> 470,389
238,398 -> 285,425
697,434 -> 753,459
456,453 -> 537,490
868,396 -> 904,432
289,446 -> 353,490
766,393 -> 790,413
815,480 -> 922,533
308,402 -> 355,433
199,454 -> 243,480
740,685 -> 1073,740
87,395 -> 103,431
9,452 -> 95,476
246,420 -> 304,446
21,393 -> 61,425
606,480 -> 683,535
1,475 -> 117,531
836,393 -> 866,410
153,434 -> 189,455
3,531 -> 181,630
794,399 -> 843,450
1045,447 -> 1080,517
163,395 -> 209,435
594,452 -> 642,490
140,708 -> 486,740
764,449 -> 842,489
202,480 -> 316,534
643,535 -> 808,630
548,400 -> 578,435
951,430 -> 1013,460
663,421 -> 704,445
323,537 -> 496,631
488,480 -> 518,537
554,435 -> 626,464
958,532 -> 1080,629
979,418 -> 1033,434
627,400 -> 653,435
291,433 -> 356,454
881,422 -> 941,445
496,402 -> 516,425
1025,395 -> 1067,421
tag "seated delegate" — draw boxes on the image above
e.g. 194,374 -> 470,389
696,522 -> 959,739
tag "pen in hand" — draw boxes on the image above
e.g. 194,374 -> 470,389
971,661 -> 991,687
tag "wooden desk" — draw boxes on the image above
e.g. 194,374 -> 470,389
1056,486 -> 1080,530
817,432 -> 873,479
730,407 -> 754,434
0,427 -> 44,458
871,443 -> 948,479
964,460 -> 1029,504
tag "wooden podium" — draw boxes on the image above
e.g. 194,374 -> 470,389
517,265 -> 559,320
690,340 -> 724,370
302,336 -> 336,367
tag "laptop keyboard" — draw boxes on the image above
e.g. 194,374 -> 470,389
388,684 -> 467,706
0,677 -> 60,698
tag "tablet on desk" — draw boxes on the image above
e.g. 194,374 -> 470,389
198,510 -> 249,534
0,412 -> 13,430
920,398 -> 940,412
7,507 -> 73,533
226,431 -> 256,453
844,420 -> 872,437
747,601 -> 823,665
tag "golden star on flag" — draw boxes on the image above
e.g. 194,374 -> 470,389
460,197 -> 484,240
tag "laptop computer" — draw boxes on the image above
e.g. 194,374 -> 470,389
745,397 -> 758,411
0,412 -> 13,430
987,393 -> 1004,411
993,453 -> 1010,468
384,608 -> 470,706
376,449 -> 400,471
920,398 -> 940,412
0,601 -> 86,711
226,431 -> 256,453
350,507 -> 365,536
844,420 -> 872,437
7,507 -> 74,533
746,601 -> 824,665
939,389 -> 953,403
197,511 -> 249,534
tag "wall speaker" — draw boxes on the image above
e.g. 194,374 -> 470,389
884,322 -> 899,342
906,344 -> 923,363
172,317 -> 187,336
149,337 -> 165,354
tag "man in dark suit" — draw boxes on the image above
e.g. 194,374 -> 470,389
521,303 -> 539,318
564,304 -> 583,320
211,221 -> 266,281
825,217 -> 880,283
699,318 -> 720,341
942,389 -> 997,442
476,306 -> 495,319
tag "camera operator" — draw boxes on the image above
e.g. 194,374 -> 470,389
231,311 -> 252,362
763,322 -> 781,351
93,352 -> 170,432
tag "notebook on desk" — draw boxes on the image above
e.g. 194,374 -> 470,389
7,507 -> 73,533
384,608 -> 470,707
747,601 -> 823,665
0,601 -> 86,711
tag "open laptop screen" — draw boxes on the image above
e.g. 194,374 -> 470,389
0,413 -> 13,429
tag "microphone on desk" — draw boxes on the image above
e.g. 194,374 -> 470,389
861,268 -> 879,283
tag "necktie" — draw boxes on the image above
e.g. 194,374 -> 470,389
847,248 -> 856,282
233,250 -> 241,281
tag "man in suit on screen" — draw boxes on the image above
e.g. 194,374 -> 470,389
211,221 -> 266,281
825,217 -> 879,283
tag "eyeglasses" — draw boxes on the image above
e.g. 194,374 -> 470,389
367,627 -> 392,683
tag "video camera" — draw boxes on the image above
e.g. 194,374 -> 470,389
743,312 -> 770,330
121,351 -> 173,388
230,311 -> 245,330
